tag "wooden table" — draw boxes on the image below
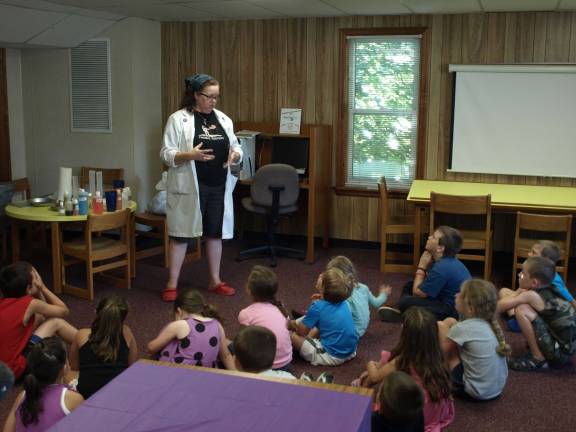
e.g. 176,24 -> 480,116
407,180 -> 576,265
52,360 -> 373,432
6,201 -> 137,293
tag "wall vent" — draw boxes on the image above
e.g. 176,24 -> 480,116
69,39 -> 111,132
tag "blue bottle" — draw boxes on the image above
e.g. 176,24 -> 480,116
78,188 -> 88,215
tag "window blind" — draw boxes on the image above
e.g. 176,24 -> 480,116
346,35 -> 421,191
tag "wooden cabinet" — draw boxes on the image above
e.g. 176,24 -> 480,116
235,122 -> 332,263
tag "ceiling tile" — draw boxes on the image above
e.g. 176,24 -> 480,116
481,0 -> 559,12
96,4 -> 220,21
556,0 -> 576,10
0,3 -> 65,43
27,14 -> 116,46
323,0 -> 411,15
403,0 -> 482,14
249,0 -> 345,17
1,0 -> 123,19
181,1 -> 283,19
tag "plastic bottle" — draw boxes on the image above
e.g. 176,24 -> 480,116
64,193 -> 73,216
122,187 -> 131,208
78,189 -> 88,215
58,200 -> 65,216
116,188 -> 122,211
72,198 -> 79,216
93,191 -> 104,215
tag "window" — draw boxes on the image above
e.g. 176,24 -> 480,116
337,28 -> 428,193
70,39 -> 112,132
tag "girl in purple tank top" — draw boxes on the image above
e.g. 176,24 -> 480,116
4,337 -> 84,432
147,290 -> 235,369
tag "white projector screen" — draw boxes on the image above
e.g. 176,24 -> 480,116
449,65 -> 576,178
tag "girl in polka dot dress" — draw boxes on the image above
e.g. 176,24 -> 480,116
147,290 -> 235,369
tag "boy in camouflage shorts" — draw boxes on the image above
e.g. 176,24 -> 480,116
497,256 -> 576,371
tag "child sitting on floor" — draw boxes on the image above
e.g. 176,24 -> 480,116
69,295 -> 138,399
327,256 -> 391,337
3,337 -> 84,432
289,268 -> 358,366
355,307 -> 454,432
439,279 -> 510,400
0,262 -> 77,380
503,240 -> 576,332
234,326 -> 296,380
497,256 -> 576,371
147,289 -> 235,370
371,371 -> 425,432
238,266 -> 292,370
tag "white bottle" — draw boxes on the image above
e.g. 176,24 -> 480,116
122,187 -> 131,208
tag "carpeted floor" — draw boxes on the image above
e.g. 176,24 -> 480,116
1,237 -> 575,431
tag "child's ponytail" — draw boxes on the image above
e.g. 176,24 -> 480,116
20,337 -> 67,426
460,279 -> 511,357
490,318 -> 512,357
176,289 -> 223,323
246,266 -> 288,316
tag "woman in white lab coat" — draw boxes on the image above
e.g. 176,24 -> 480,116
159,74 -> 242,301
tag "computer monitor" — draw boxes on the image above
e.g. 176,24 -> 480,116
270,137 -> 309,176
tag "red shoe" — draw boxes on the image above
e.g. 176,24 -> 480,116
162,287 -> 177,302
208,282 -> 236,296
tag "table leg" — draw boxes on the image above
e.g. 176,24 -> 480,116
50,222 -> 62,293
129,212 -> 136,278
413,206 -> 424,267
11,220 -> 20,262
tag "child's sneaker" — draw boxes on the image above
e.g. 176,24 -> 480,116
299,372 -> 314,381
378,306 -> 402,322
316,372 -> 334,384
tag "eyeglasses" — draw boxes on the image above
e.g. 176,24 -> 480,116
200,92 -> 219,101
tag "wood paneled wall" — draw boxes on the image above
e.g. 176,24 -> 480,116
162,12 -> 576,243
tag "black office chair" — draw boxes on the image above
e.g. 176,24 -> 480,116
237,164 -> 305,267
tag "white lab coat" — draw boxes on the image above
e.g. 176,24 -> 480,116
159,108 -> 242,239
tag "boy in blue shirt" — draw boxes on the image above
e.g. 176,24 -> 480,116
289,268 -> 358,366
379,226 -> 471,321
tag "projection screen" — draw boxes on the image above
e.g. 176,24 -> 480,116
449,64 -> 576,178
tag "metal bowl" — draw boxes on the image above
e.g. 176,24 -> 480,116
29,197 -> 54,207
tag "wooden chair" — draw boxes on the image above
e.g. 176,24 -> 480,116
61,209 -> 131,301
511,212 -> 572,290
80,167 -> 125,191
12,177 -> 48,247
430,192 -> 492,279
378,177 -> 420,273
13,177 -> 31,200
133,211 -> 201,269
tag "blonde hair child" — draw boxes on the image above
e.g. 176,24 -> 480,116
327,256 -> 391,337
440,279 -> 510,400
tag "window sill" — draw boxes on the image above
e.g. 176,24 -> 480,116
333,186 -> 409,198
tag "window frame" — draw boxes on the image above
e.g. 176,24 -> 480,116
336,27 -> 429,197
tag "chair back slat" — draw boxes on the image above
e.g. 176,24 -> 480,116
431,193 -> 491,215
88,209 -> 130,232
517,212 -> 573,232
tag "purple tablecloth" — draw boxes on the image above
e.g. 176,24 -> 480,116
50,361 -> 372,432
